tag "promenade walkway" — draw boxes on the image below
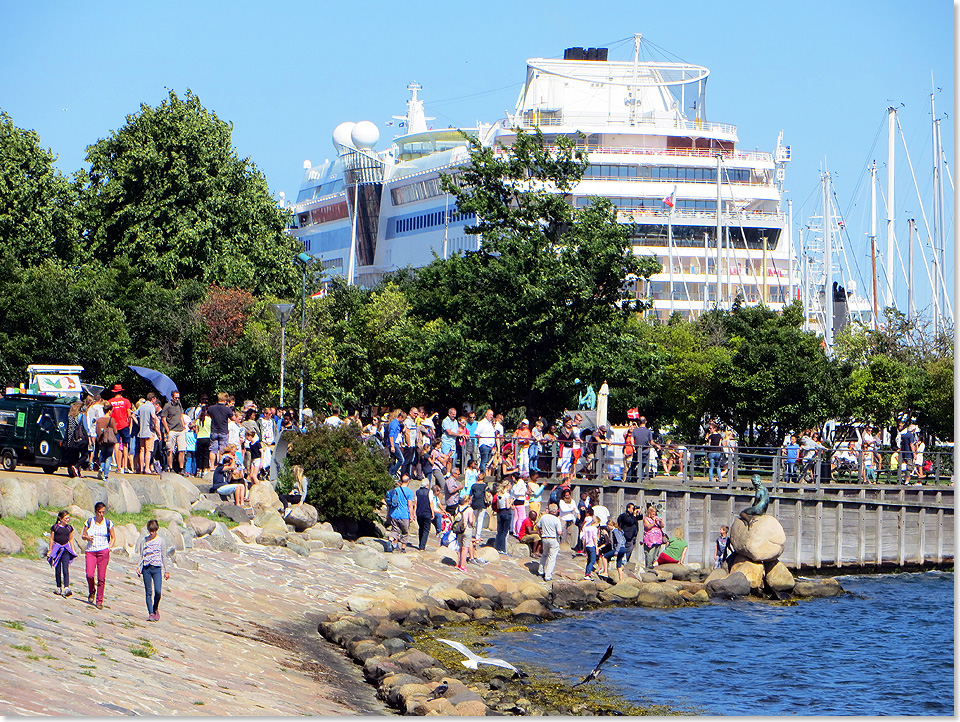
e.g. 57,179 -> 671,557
0,519 -> 590,715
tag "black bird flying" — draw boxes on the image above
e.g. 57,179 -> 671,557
572,644 -> 614,687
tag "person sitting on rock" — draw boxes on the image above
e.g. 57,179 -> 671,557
600,519 -> 627,581
657,527 -> 688,565
210,445 -> 243,506
518,509 -> 542,557
278,465 -> 309,517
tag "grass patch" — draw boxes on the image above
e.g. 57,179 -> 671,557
190,509 -> 239,528
85,620 -> 96,627
1,620 -> 24,631
193,701 -> 205,706
0,504 -> 176,558
42,654 -> 56,660
11,644 -> 32,652
79,670 -> 94,677
26,654 -> 40,660
129,639 -> 157,659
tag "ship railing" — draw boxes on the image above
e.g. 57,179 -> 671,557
615,209 -> 786,222
585,146 -> 774,163
584,175 -> 775,187
511,113 -> 738,135
467,437 -> 954,490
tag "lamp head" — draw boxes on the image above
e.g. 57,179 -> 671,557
296,252 -> 312,265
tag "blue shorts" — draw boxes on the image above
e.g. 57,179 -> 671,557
209,433 -> 229,454
117,426 -> 132,445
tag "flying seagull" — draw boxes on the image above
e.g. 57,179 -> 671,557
572,644 -> 614,687
437,638 -> 520,674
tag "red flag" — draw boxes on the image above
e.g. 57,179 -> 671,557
662,187 -> 676,208
627,407 -> 640,419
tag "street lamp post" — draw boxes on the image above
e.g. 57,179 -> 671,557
269,303 -> 295,408
295,252 -> 313,427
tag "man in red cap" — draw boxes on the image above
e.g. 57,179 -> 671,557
108,384 -> 133,474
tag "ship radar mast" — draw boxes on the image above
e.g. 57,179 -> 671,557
393,82 -> 435,135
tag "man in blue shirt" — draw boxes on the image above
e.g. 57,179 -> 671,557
782,434 -> 800,483
386,477 -> 415,552
387,411 -> 406,478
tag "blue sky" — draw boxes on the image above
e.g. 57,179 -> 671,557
1,0 -> 953,319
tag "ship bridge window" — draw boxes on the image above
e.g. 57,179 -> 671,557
576,196 -> 717,212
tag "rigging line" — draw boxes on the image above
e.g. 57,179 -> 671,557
896,115 -> 952,321
831,187 -> 870,309
843,113 -> 887,220
430,83 -> 525,106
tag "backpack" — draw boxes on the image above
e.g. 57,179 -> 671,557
451,510 -> 467,535
386,488 -> 400,512
84,517 -> 114,535
67,417 -> 88,449
484,489 -> 494,507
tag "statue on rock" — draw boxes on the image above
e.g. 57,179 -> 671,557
738,474 -> 770,524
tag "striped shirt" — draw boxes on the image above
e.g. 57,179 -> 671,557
138,535 -> 166,573
84,518 -> 112,553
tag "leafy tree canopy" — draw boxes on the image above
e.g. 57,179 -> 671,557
80,90 -> 301,296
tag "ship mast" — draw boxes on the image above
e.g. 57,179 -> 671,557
822,171 -> 834,352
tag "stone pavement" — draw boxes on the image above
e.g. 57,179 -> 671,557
0,515 -> 585,716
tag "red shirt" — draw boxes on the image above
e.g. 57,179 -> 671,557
109,395 -> 132,430
519,517 -> 536,539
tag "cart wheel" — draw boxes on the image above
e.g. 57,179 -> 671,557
1,451 -> 16,472
40,465 -> 58,476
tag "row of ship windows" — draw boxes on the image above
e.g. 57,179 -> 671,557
576,197 -> 718,211
296,179 -> 345,203
583,165 -> 754,183
644,283 -> 792,304
394,210 -> 474,235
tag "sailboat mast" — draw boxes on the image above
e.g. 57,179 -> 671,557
930,84 -> 944,334
823,172 -> 834,351
907,218 -> 915,321
869,161 -> 878,329
885,107 -> 896,310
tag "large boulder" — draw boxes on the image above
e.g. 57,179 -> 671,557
206,521 -> 239,553
550,580 -> 590,609
159,524 -> 185,552
0,525 -> 24,554
32,478 -> 73,508
794,578 -> 844,598
764,561 -> 796,592
151,508 -> 184,525
187,515 -> 216,537
350,548 -> 389,572
254,510 -> 288,535
0,478 -> 36,518
284,504 -> 319,532
67,504 -> 93,520
247,483 -> 281,516
127,477 -> 166,507
729,555 -> 765,590
599,580 -> 642,603
634,582 -> 684,608
729,515 -> 786,563
231,524 -> 261,544
104,478 -> 141,515
158,473 -> 201,512
113,522 -> 140,553
215,503 -> 248,524
704,567 -> 728,584
310,530 -> 344,549
68,481 -> 107,514
705,570 -> 751,598
474,546 -> 501,564
656,563 -> 693,581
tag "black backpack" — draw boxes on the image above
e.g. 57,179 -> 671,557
67,418 -> 88,449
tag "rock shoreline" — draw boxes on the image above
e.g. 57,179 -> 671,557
317,561 -> 846,716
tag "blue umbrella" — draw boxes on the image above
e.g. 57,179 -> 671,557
127,365 -> 179,400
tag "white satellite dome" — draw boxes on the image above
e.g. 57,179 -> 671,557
351,120 -> 379,149
332,121 -> 357,150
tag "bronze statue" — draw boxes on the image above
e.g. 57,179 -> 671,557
738,474 -> 770,523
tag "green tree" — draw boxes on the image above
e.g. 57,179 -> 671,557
284,423 -> 394,527
0,110 -> 81,267
395,129 -> 660,418
80,90 -> 300,296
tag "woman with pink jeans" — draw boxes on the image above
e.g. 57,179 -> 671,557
81,502 -> 115,609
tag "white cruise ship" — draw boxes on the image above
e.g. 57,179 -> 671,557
289,36 -> 794,320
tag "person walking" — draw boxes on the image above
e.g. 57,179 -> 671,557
136,520 -> 170,621
536,503 -> 564,582
494,481 -> 513,554
47,510 -> 78,596
94,404 -> 118,480
81,502 -> 115,609
415,481 -> 435,551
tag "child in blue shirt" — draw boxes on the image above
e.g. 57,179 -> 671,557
185,422 -> 198,476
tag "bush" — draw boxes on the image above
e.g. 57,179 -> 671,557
284,423 -> 393,524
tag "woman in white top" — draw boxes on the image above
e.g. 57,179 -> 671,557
557,488 -> 579,548
81,502 -> 115,609
136,519 -> 170,621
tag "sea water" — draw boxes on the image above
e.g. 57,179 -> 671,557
486,571 -> 954,716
